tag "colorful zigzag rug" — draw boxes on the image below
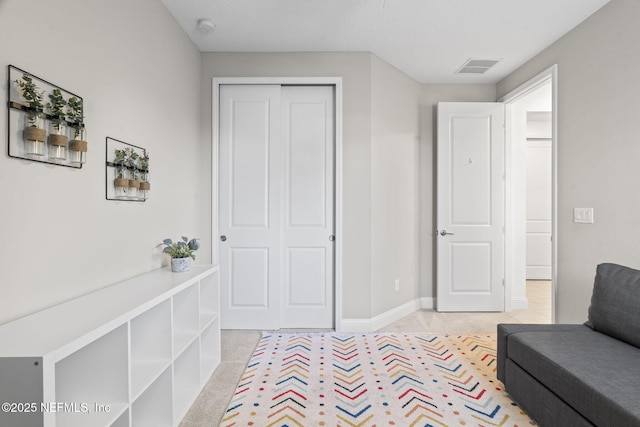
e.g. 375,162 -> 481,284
221,332 -> 535,427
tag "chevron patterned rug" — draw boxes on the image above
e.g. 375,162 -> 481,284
220,332 -> 535,427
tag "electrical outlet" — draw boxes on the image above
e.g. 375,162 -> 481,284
394,279 -> 400,291
574,208 -> 594,224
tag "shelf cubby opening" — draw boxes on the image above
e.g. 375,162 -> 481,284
130,300 -> 172,400
199,318 -> 221,385
199,272 -> 219,331
172,285 -> 199,357
131,366 -> 172,427
173,340 -> 200,424
54,324 -> 128,427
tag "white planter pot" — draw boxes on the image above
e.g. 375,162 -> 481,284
171,257 -> 192,272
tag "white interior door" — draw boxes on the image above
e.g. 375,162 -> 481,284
219,84 -> 334,329
280,86 -> 334,328
525,136 -> 552,280
219,85 -> 282,329
437,102 -> 505,312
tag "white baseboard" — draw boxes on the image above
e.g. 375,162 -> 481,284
340,295 -> 529,332
420,297 -> 434,310
338,318 -> 372,333
511,297 -> 529,310
341,298 -> 426,332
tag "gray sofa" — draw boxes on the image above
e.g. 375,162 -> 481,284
497,263 -> 640,427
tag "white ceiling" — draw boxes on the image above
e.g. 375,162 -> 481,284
160,0 -> 610,84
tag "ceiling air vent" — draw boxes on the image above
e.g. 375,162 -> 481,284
455,58 -> 501,75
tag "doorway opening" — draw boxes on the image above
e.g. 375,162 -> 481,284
501,65 -> 557,323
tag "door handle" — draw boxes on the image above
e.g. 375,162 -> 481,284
220,235 -> 227,242
439,230 -> 455,236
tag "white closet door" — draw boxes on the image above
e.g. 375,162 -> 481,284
280,86 -> 334,328
219,85 -> 282,329
219,85 -> 335,329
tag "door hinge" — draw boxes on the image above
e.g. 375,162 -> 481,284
502,278 -> 505,287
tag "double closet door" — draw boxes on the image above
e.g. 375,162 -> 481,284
218,84 -> 335,329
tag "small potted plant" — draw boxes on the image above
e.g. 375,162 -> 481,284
161,236 -> 200,272
14,74 -> 45,156
139,151 -> 150,200
125,148 -> 140,199
46,89 -> 68,160
113,149 -> 128,199
67,96 -> 87,164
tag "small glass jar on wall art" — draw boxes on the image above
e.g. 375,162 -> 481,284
14,74 -> 46,156
67,96 -> 87,165
46,89 -> 68,161
126,148 -> 140,200
139,152 -> 150,200
113,149 -> 129,199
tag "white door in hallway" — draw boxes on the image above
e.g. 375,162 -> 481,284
525,138 -> 552,280
437,102 -> 505,311
219,84 -> 335,329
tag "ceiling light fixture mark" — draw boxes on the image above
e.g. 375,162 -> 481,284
197,18 -> 216,34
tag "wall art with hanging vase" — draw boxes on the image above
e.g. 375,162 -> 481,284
105,137 -> 150,202
7,65 -> 88,168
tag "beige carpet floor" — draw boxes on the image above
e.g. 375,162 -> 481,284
179,280 -> 551,426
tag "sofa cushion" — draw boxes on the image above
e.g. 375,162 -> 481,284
586,263 -> 640,348
508,327 -> 640,427
497,323 -> 587,382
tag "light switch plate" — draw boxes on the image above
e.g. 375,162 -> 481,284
574,207 -> 594,224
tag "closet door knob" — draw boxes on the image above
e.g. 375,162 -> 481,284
220,235 -> 227,242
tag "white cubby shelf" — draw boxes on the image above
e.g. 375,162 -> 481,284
0,265 -> 220,427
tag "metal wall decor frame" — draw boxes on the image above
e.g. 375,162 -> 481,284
105,137 -> 149,202
7,65 -> 85,169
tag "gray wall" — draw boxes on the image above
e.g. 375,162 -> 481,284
0,0 -> 204,324
370,56 -> 421,315
201,52 -> 422,320
497,0 -> 640,322
4,0 -> 632,327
